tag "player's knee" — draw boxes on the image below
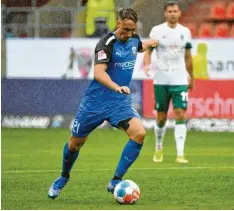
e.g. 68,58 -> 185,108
68,136 -> 87,151
174,109 -> 185,120
157,112 -> 167,125
158,119 -> 166,127
130,128 -> 145,143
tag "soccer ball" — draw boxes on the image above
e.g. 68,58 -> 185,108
114,180 -> 140,204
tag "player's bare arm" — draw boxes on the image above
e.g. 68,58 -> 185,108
94,63 -> 130,94
143,47 -> 154,77
185,48 -> 194,90
141,39 -> 158,77
140,39 -> 158,52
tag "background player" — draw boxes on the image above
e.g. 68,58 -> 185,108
48,8 -> 158,199
143,1 -> 194,164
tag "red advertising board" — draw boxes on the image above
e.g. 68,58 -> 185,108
143,79 -> 234,119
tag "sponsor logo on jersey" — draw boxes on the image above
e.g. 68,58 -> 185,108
114,60 -> 136,70
168,44 -> 178,50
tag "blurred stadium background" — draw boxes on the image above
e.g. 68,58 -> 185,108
1,0 -> 234,210
1,0 -> 234,130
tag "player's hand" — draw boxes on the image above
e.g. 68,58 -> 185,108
144,66 -> 150,77
147,39 -> 158,48
115,86 -> 130,95
189,78 -> 195,90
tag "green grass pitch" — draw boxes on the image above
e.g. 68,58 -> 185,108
1,128 -> 234,210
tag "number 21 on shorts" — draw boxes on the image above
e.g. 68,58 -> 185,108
181,91 -> 188,102
73,120 -> 80,134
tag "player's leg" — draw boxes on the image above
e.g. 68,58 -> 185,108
171,85 -> 189,163
61,136 -> 87,179
153,111 -> 167,162
153,85 -> 170,162
48,136 -> 87,199
107,108 -> 145,193
48,111 -> 105,199
114,117 -> 145,176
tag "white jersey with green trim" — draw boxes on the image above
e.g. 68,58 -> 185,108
149,22 -> 192,85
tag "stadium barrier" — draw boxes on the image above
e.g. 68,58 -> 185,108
1,79 -> 142,115
1,79 -> 234,132
1,114 -> 234,132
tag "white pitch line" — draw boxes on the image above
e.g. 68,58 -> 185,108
1,166 -> 234,174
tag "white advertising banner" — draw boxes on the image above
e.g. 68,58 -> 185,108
6,38 -> 98,79
6,38 -> 234,79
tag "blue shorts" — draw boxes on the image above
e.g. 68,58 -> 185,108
72,105 -> 141,138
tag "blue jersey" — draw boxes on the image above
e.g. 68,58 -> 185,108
80,32 -> 143,112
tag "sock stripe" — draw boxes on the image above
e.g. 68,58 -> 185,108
157,123 -> 165,128
175,120 -> 185,124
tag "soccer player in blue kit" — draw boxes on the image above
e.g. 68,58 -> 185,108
48,8 -> 158,199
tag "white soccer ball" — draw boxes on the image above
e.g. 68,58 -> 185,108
113,180 -> 140,204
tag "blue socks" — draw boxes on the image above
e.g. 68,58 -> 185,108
114,139 -> 143,178
61,140 -> 142,179
61,142 -> 79,178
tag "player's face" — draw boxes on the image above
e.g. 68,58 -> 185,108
164,5 -> 181,24
117,19 -> 137,42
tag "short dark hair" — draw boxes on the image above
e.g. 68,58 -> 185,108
164,1 -> 180,10
118,8 -> 138,23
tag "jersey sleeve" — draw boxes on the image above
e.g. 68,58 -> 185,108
149,26 -> 158,51
132,34 -> 143,52
94,34 -> 115,65
149,26 -> 158,39
185,28 -> 192,49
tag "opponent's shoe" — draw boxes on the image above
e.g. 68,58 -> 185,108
107,179 -> 121,194
175,156 -> 189,164
48,176 -> 69,199
153,149 -> 163,163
